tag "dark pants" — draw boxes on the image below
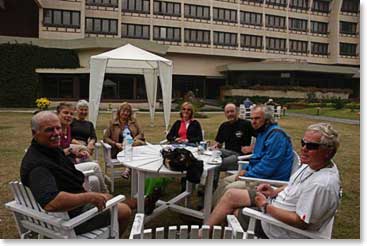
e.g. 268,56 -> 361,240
72,203 -> 111,235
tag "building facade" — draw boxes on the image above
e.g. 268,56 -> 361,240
0,0 -> 360,101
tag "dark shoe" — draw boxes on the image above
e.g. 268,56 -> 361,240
121,168 -> 131,179
144,187 -> 162,215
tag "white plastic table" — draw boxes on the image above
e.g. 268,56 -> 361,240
117,144 -> 221,224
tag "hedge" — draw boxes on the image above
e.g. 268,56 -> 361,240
0,43 -> 79,107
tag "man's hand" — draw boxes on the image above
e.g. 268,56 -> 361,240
241,146 -> 253,154
256,183 -> 275,198
85,192 -> 109,211
254,192 -> 268,208
235,170 -> 246,181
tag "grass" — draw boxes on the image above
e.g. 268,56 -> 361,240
0,112 -> 360,239
288,107 -> 360,120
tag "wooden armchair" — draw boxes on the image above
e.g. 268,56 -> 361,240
5,181 -> 125,239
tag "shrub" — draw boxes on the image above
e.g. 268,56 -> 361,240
0,43 -> 79,107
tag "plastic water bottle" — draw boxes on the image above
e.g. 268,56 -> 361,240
124,132 -> 133,161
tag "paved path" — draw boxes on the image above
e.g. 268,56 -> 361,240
287,112 -> 360,125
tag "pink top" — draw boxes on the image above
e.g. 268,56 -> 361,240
60,125 -> 71,149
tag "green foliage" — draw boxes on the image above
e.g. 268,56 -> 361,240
346,102 -> 360,112
0,43 -> 79,107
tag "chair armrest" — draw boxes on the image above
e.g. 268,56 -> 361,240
238,176 -> 288,186
238,154 -> 253,161
242,208 -> 328,239
83,170 -> 95,177
159,139 -> 168,145
5,201 -> 65,227
95,142 -> 101,148
61,195 -> 125,229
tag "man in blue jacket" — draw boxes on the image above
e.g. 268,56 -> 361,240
212,104 -> 293,205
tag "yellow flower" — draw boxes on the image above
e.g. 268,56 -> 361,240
35,97 -> 51,110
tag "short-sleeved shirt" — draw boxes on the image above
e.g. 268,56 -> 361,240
215,118 -> 253,154
21,140 -> 86,217
70,119 -> 97,144
262,164 -> 341,238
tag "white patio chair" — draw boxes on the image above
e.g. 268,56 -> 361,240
242,207 -> 335,239
238,150 -> 301,186
129,213 -> 245,239
100,140 -> 125,193
274,105 -> 282,121
5,181 -> 125,239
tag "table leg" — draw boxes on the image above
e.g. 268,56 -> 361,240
131,168 -> 137,198
137,171 -> 145,213
203,169 -> 214,224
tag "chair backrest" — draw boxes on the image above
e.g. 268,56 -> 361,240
129,213 -> 245,239
7,181 -> 74,238
291,150 -> 301,175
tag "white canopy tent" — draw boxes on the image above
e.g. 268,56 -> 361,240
88,44 -> 173,131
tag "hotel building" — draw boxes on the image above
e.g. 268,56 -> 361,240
0,0 -> 360,101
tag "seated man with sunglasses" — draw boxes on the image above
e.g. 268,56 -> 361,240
205,123 -> 341,238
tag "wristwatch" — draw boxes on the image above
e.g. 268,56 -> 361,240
261,203 -> 269,214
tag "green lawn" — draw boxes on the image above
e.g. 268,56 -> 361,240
288,107 -> 360,120
0,111 -> 360,239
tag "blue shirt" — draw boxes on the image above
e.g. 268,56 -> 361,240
244,123 -> 293,181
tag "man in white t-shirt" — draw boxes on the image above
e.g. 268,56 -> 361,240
204,123 -> 341,239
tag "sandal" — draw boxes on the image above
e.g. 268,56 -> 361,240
121,168 -> 131,179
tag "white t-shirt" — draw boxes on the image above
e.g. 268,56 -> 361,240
262,163 -> 341,239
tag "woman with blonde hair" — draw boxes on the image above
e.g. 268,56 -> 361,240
166,101 -> 203,144
103,102 -> 145,179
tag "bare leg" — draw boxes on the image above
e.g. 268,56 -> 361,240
206,188 -> 252,227
117,203 -> 132,236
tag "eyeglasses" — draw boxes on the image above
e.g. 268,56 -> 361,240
182,108 -> 192,111
301,139 -> 323,150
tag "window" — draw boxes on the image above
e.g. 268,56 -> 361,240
289,0 -> 309,9
122,23 -> 150,39
213,31 -> 237,46
184,29 -> 210,44
341,0 -> 359,13
122,0 -> 150,13
340,21 -> 357,35
340,43 -> 357,56
154,1 -> 181,16
86,0 -> 118,7
43,9 -> 80,28
310,21 -> 328,34
266,0 -> 287,7
265,14 -> 286,29
289,18 -> 308,32
241,34 -> 263,49
311,42 -> 328,55
241,0 -> 264,4
266,37 -> 286,51
184,4 -> 210,20
240,11 -> 262,26
213,7 -> 237,23
312,0 -> 329,13
153,26 -> 181,41
289,40 -> 308,53
85,18 -> 117,34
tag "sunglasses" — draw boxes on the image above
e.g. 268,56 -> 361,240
301,139 -> 323,150
182,108 -> 192,111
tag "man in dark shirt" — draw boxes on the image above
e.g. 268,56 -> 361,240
21,111 -> 131,236
211,103 -> 254,189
